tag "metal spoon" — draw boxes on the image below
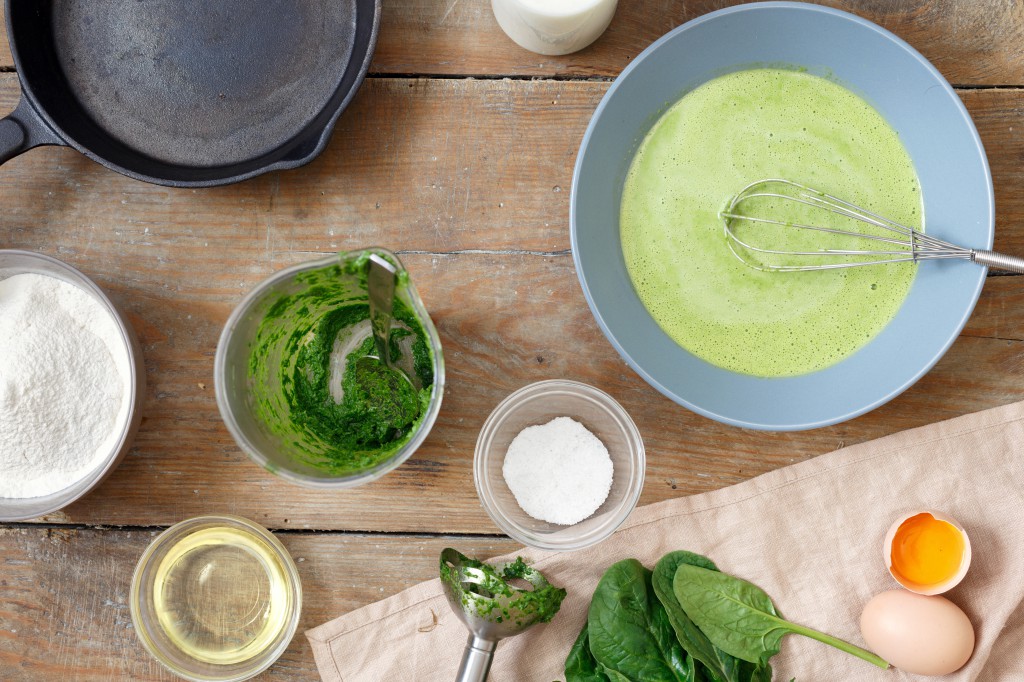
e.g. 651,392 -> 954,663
440,548 -> 563,682
355,254 -> 416,389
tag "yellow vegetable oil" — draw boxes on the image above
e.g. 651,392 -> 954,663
152,525 -> 294,664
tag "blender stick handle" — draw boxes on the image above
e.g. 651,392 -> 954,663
455,634 -> 496,682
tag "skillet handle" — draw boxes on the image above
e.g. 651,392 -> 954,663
0,118 -> 25,165
0,96 -> 63,166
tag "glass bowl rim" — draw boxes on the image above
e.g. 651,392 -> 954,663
0,249 -> 144,521
474,379 -> 645,551
129,514 -> 303,682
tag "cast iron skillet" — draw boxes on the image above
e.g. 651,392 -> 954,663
0,0 -> 380,186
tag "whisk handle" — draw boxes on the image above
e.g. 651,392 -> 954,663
973,250 -> 1024,274
455,634 -> 496,682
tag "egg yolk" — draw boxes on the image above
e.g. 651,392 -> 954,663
890,513 -> 965,587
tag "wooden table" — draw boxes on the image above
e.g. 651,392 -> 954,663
1,2 -> 1021,679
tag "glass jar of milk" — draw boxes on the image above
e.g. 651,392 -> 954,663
491,0 -> 618,56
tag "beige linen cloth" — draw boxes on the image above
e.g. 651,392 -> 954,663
308,400 -> 1024,681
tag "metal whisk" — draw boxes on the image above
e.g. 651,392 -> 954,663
721,179 -> 1024,274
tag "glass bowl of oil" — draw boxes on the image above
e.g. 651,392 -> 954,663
130,515 -> 302,681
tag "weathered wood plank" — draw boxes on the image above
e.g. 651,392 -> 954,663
0,250 -> 1015,533
1,2 -> 1023,84
960,88 -> 1024,259
0,77 -> 1022,533
0,527 -> 518,681
0,3 -> 1021,679
0,75 -> 588,254
2,77 -> 1024,257
376,0 -> 1024,84
377,0 -> 1024,84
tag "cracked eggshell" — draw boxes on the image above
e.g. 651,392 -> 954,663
884,509 -> 972,595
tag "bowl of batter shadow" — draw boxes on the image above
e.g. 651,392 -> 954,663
571,2 -> 993,430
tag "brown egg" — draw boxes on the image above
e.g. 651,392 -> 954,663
860,590 -> 975,676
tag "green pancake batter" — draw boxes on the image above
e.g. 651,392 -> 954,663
620,69 -> 922,377
248,255 -> 434,474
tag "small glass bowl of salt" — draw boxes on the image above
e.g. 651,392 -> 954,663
474,379 -> 644,551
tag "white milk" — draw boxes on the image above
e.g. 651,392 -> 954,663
491,0 -> 618,56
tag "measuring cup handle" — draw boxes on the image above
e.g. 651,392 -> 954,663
0,96 -> 63,166
455,634 -> 496,682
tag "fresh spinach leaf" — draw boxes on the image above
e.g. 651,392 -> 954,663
672,564 -> 888,669
743,661 -> 772,682
588,559 -> 693,681
652,552 -> 771,682
565,623 -> 612,682
649,600 -> 697,682
602,669 -> 636,682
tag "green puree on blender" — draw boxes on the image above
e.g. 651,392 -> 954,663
248,259 -> 434,474
440,551 -> 566,625
620,68 -> 922,377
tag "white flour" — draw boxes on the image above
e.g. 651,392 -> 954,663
502,416 -> 613,525
0,273 -> 132,498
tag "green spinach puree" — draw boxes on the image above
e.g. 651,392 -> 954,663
248,256 -> 434,474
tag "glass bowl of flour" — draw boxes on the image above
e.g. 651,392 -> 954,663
0,250 -> 144,521
474,380 -> 645,551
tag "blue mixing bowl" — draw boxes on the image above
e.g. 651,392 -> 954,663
571,2 -> 993,430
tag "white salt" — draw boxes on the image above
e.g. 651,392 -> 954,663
502,416 -> 613,525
